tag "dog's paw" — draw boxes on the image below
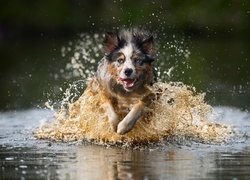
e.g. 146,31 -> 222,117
117,120 -> 135,135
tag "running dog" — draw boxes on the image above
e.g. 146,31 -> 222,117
96,29 -> 156,135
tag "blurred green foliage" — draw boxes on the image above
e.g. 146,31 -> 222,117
0,0 -> 249,37
0,0 -> 249,110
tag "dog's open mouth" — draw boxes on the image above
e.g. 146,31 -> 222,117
119,78 -> 136,89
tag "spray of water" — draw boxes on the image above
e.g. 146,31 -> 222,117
36,32 -> 233,146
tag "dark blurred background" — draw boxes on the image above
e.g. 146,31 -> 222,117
0,0 -> 249,111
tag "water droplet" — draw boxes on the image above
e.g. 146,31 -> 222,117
5,157 -> 14,161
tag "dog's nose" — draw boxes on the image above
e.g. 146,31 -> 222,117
124,68 -> 133,77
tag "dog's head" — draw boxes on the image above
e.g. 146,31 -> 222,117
103,29 -> 155,92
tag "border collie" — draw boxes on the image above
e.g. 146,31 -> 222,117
95,29 -> 156,134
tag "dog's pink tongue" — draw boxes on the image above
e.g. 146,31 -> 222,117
123,79 -> 134,88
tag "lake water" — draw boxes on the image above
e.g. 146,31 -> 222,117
0,107 -> 250,179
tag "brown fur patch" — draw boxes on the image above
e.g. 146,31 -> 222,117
104,33 -> 119,53
136,64 -> 154,84
107,64 -> 119,77
131,53 -> 140,60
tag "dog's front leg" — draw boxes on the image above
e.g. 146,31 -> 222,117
117,101 -> 144,135
104,102 -> 119,132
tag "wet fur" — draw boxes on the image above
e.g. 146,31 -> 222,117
95,29 -> 156,135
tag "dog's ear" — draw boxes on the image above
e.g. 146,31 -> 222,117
104,32 -> 119,53
141,36 -> 154,56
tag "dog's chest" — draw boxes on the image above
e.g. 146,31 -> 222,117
115,96 -> 140,113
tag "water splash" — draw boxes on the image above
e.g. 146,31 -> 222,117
44,33 -> 104,111
61,33 -> 104,80
36,33 -> 233,146
156,34 -> 192,82
36,78 -> 232,145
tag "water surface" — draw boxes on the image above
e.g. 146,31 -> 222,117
0,107 -> 250,179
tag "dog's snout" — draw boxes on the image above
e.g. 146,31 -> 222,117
124,68 -> 133,77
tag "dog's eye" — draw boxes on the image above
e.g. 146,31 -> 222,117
117,58 -> 125,64
134,58 -> 144,66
